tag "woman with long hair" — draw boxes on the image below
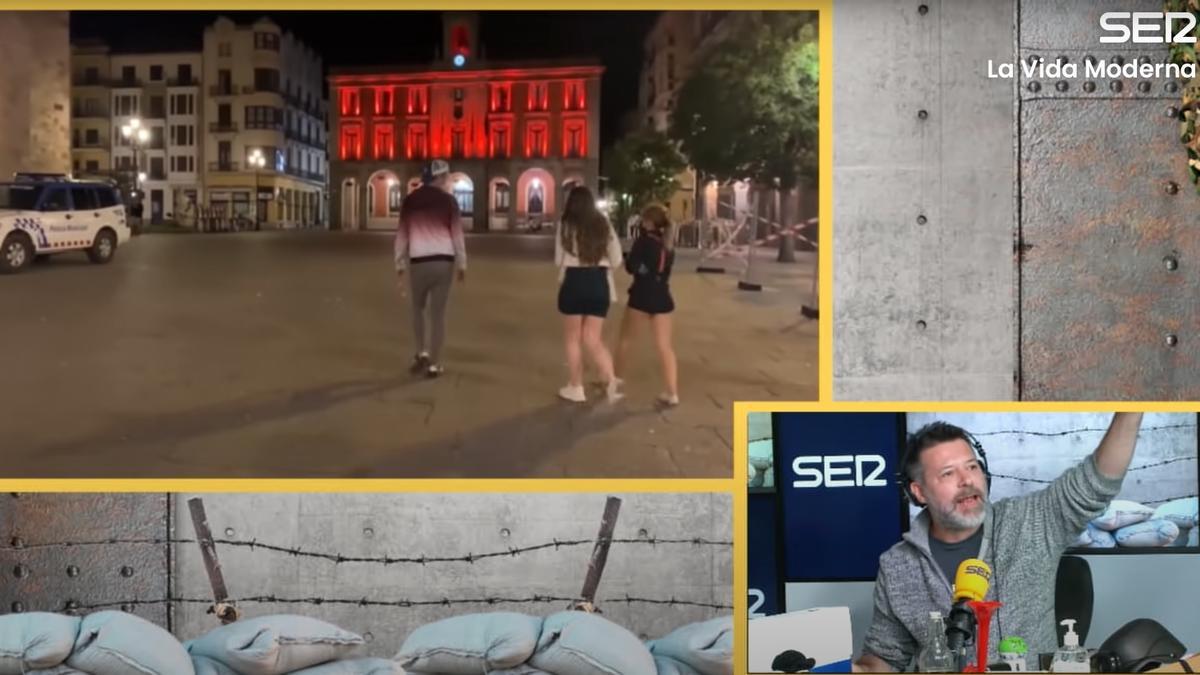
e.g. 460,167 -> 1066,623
613,204 -> 678,406
555,185 -> 624,403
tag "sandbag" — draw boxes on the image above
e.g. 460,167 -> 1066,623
192,655 -> 240,675
486,667 -> 553,675
395,612 -> 542,674
646,617 -> 732,675
186,615 -> 363,675
528,612 -> 656,675
1153,497 -> 1199,530
27,668 -> 89,675
0,612 -> 81,674
67,610 -> 194,675
1075,523 -> 1117,548
1091,500 -> 1154,531
1115,519 -> 1180,547
291,657 -> 404,674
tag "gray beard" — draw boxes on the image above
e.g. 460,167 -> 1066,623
931,500 -> 986,532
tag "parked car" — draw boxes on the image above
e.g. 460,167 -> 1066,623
0,174 -> 131,273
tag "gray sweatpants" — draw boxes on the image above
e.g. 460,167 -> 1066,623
409,260 -> 455,362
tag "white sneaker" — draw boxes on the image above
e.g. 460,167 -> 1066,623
558,384 -> 586,403
657,392 -> 680,407
606,378 -> 625,403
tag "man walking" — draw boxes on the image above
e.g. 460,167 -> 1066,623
395,160 -> 467,378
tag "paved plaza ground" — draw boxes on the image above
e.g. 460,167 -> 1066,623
1,231 -> 816,478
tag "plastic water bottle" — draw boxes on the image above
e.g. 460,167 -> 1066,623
918,611 -> 957,673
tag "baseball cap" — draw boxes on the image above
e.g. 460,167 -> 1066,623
430,159 -> 450,177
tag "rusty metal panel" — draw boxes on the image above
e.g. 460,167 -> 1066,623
0,493 -> 170,627
1018,2 -> 1200,399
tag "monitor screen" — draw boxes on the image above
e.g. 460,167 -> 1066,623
905,412 -> 1199,553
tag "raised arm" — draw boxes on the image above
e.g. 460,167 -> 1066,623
1093,412 -> 1143,479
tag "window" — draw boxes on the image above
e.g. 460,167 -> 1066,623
525,122 -> 548,158
177,64 -> 192,84
565,81 -> 586,110
491,84 -> 512,112
389,182 -> 402,212
84,98 -> 101,116
85,129 -> 99,146
72,187 -> 100,211
490,126 -> 510,158
150,65 -> 163,81
150,126 -> 164,149
73,160 -> 80,173
115,94 -> 138,117
527,82 -> 548,111
254,32 -> 280,51
494,182 -> 511,212
84,67 -> 99,84
376,88 -> 393,115
218,42 -> 232,57
451,128 -> 466,158
217,69 -> 232,94
150,157 -> 165,180
563,121 -> 586,158
72,130 -> 80,147
374,123 -> 394,159
149,96 -> 165,118
406,86 -> 428,115
406,124 -> 427,159
245,106 -> 282,129
342,88 -> 362,116
121,65 -> 135,85
86,160 -> 100,172
254,68 -> 280,93
527,181 -> 544,215
170,93 -> 194,116
454,88 -> 464,101
340,123 -> 363,160
41,188 -> 70,212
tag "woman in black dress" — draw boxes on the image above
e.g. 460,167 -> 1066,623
613,204 -> 678,406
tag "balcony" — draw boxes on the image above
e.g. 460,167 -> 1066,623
209,122 -> 238,133
71,140 -> 110,150
168,77 -> 199,87
246,121 -> 284,132
243,85 -> 283,96
72,77 -> 106,87
71,109 -> 109,119
209,85 -> 236,97
111,79 -> 143,89
208,161 -> 239,172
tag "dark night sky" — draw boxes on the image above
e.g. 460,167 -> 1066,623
70,11 -> 659,150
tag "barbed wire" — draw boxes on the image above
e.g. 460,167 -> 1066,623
0,536 -> 732,565
973,423 -> 1197,438
68,595 -> 732,612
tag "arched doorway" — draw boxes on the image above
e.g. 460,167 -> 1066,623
340,178 -> 358,231
516,168 -> 555,229
367,169 -> 400,230
449,172 -> 474,231
490,178 -> 512,231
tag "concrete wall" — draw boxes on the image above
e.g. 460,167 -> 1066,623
0,11 -> 71,178
833,0 -> 1016,400
171,493 -> 732,649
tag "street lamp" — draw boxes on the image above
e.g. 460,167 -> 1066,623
248,148 -> 267,231
121,118 -> 150,227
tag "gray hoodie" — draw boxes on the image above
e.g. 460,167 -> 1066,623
862,454 -> 1124,671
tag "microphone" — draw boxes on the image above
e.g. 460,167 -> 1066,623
946,558 -> 992,652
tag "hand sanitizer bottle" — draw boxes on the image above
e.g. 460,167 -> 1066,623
1050,619 -> 1090,673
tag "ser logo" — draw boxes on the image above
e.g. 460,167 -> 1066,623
1100,12 -> 1197,44
791,455 -> 887,489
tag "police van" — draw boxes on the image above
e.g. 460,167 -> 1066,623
0,173 -> 131,274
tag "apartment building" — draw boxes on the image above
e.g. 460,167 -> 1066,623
1,12 -> 71,179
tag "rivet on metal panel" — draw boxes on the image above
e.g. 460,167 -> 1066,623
1164,256 -> 1179,271
1084,81 -> 1096,93
916,320 -> 928,331
64,600 -> 80,612
13,565 -> 29,579
1139,81 -> 1152,93
364,632 -> 375,643
224,528 -> 235,537
500,528 -> 512,538
1028,82 -> 1042,93
1056,81 -> 1069,92
918,4 -> 928,15
638,528 -> 650,538
1168,106 -> 1180,118
1057,55 -> 1069,66
1085,55 -> 1097,67
10,602 -> 24,613
1111,81 -> 1124,93
66,565 -> 79,578
1167,81 -> 1180,93
362,527 -> 374,538
917,215 -> 928,225
121,603 -> 135,613
1166,334 -> 1179,347
1166,181 -> 1180,195
10,537 -> 23,548
917,109 -> 928,120
1027,55 -> 1039,67
1114,55 -> 1125,66
120,566 -> 134,577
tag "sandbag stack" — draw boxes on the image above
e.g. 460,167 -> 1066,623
1076,498 -> 1199,548
0,610 -> 193,675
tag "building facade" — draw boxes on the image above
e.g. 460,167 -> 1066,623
68,16 -> 329,228
1,12 -> 71,180
202,16 -> 327,228
329,13 -> 603,232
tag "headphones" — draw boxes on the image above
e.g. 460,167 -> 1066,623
898,423 -> 992,509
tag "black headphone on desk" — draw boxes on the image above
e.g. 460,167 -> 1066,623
898,422 -> 992,508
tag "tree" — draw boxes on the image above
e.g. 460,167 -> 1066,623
604,129 -> 687,236
670,12 -> 819,261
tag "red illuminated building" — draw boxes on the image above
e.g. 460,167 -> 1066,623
328,12 -> 603,231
